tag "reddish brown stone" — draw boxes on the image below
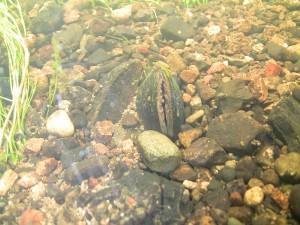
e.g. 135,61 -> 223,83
36,158 -> 58,176
230,191 -> 244,206
265,60 -> 282,77
20,209 -> 44,225
91,120 -> 114,144
271,188 -> 289,210
179,129 -> 202,148
170,164 -> 197,181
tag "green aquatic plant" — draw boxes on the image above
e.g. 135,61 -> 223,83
181,0 -> 209,8
0,0 -> 35,163
46,39 -> 62,117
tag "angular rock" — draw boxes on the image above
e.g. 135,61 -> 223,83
137,130 -> 182,174
86,48 -> 113,66
30,2 -> 64,34
46,110 -> 75,137
160,16 -> 196,41
90,169 -> 192,224
204,188 -> 231,211
41,137 -> 79,160
196,81 -> 217,102
170,164 -> 197,182
274,152 -> 300,183
64,155 -> 109,185
18,171 -> 40,188
91,120 -> 114,144
183,137 -> 227,167
207,111 -> 265,155
87,59 -> 143,123
216,79 -> 253,113
268,96 -> 300,152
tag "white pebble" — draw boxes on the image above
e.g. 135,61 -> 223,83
183,180 -> 197,189
244,186 -> 264,206
46,110 -> 74,137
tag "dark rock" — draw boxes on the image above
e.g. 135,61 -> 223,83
208,179 -> 223,191
64,155 -> 109,185
87,59 -> 143,123
215,79 -> 253,113
265,42 -> 286,61
228,206 -> 253,225
107,27 -> 137,39
30,44 -> 54,68
86,48 -> 113,66
160,16 -> 196,41
236,157 -> 261,183
90,169 -> 192,224
274,152 -> 300,183
30,2 -> 64,34
24,107 -> 44,137
268,96 -> 300,152
60,146 -> 94,169
65,86 -> 93,109
226,178 -> 246,195
204,188 -> 230,211
218,166 -> 236,183
69,109 -> 88,129
52,23 -> 84,51
290,184 -> 300,222
46,183 -> 60,198
87,18 -> 110,36
207,111 -> 265,155
261,169 -> 280,186
41,137 -> 79,160
183,137 -> 228,167
170,164 -> 198,181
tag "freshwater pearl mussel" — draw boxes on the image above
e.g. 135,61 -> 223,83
136,66 -> 184,139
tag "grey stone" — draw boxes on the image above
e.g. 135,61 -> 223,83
207,111 -> 265,155
236,156 -> 261,183
137,130 -> 182,174
87,59 -> 143,123
183,137 -> 227,167
218,166 -> 236,182
228,207 -> 253,225
216,79 -> 253,114
268,96 -> 300,152
274,152 -> 300,183
52,23 -> 84,51
86,48 -> 113,66
160,16 -> 196,41
64,155 -> 109,185
30,2 -> 64,34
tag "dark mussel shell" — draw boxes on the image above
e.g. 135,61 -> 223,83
136,67 -> 184,139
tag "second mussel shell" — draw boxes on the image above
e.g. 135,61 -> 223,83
136,67 -> 184,139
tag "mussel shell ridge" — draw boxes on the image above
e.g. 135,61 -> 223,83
136,69 -> 184,139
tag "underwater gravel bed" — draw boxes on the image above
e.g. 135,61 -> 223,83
0,0 -> 300,224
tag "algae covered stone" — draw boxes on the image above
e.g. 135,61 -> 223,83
137,130 -> 182,174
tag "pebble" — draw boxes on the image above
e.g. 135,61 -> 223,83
248,178 -> 264,188
178,128 -> 202,148
24,138 -> 44,153
183,180 -> 197,190
189,96 -> 202,108
137,130 -> 182,174
36,158 -> 58,176
46,110 -> 75,137
170,164 -> 197,181
244,186 -> 264,206
186,110 -> 204,123
270,188 -> 289,210
0,169 -> 18,196
91,120 -> 114,144
18,171 -> 40,188
20,209 -> 44,225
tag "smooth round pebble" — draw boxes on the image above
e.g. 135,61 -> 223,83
244,186 -> 264,206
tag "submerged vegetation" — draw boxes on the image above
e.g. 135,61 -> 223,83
0,0 -> 34,163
